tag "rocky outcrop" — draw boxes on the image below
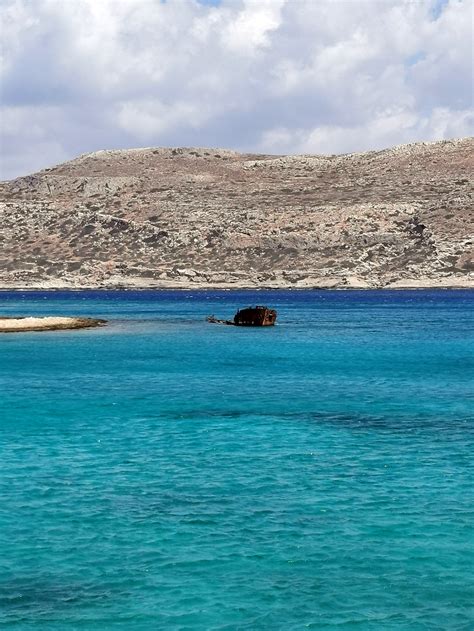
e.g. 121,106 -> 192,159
0,139 -> 472,289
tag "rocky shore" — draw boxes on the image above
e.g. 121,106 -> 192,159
0,277 -> 471,290
0,317 -> 106,333
1,138 -> 472,290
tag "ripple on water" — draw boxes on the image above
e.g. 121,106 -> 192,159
0,289 -> 473,630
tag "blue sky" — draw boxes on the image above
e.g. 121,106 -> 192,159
1,0 -> 472,179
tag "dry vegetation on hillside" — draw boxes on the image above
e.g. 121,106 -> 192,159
0,138 -> 472,288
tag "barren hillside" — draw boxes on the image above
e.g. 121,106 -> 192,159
0,138 -> 472,289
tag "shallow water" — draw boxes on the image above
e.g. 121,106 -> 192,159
0,290 -> 473,630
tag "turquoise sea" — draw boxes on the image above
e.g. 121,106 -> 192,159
0,289 -> 473,630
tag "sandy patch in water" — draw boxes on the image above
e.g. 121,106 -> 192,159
0,316 -> 106,332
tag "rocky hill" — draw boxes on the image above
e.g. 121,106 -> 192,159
0,138 -> 472,289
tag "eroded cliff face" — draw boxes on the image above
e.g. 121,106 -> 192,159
0,139 -> 472,289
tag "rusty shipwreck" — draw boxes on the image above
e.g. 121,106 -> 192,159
207,306 -> 277,327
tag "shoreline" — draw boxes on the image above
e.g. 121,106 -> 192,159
0,316 -> 107,333
0,280 -> 472,292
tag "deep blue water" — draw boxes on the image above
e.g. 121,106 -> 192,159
0,289 -> 473,630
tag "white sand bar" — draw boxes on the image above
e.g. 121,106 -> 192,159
0,317 -> 106,332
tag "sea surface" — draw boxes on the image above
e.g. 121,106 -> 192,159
0,289 -> 473,630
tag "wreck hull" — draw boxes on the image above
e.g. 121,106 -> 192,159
234,306 -> 277,326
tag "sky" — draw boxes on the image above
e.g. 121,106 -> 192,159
0,0 -> 473,180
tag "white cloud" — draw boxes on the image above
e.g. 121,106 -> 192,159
0,0 -> 472,179
223,0 -> 285,55
260,106 -> 474,156
117,98 -> 211,139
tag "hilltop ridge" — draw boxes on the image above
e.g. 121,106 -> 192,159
1,138 -> 472,289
